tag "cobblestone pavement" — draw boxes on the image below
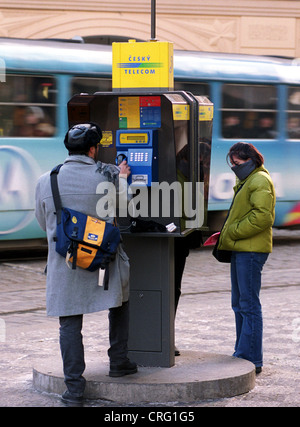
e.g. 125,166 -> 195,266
0,229 -> 299,407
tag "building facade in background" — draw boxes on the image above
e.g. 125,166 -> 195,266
0,1 -> 300,56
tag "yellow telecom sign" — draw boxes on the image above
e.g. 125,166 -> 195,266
112,39 -> 174,91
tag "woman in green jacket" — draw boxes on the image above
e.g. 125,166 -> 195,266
218,142 -> 276,373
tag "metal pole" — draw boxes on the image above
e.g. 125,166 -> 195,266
151,0 -> 156,40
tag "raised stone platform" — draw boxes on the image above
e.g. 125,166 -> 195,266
33,351 -> 256,403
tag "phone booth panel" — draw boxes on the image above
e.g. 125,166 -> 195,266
67,91 -> 213,366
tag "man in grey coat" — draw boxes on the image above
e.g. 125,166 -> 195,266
35,123 -> 137,405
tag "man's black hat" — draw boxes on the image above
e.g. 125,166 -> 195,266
64,123 -> 102,153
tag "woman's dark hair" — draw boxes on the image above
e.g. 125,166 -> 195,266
226,142 -> 264,167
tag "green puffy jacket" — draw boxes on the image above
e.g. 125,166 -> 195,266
218,165 -> 276,253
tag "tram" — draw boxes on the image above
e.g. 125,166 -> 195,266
0,37 -> 300,247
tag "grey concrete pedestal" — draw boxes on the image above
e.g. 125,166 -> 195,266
33,351 -> 256,403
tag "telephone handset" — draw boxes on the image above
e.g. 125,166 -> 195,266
116,153 -> 128,166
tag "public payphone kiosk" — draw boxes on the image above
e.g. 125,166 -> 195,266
67,90 -> 213,366
68,92 -> 212,233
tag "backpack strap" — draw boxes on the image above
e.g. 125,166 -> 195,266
50,164 -> 63,224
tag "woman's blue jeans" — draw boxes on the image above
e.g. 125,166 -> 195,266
231,251 -> 268,368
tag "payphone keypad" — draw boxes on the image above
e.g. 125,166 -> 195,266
129,151 -> 149,163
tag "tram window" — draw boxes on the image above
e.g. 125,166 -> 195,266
221,84 -> 277,139
287,86 -> 300,139
174,81 -> 210,97
0,74 -> 56,137
71,77 -> 112,95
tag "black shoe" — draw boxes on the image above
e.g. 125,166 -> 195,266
255,366 -> 262,374
109,359 -> 138,377
61,390 -> 84,406
175,346 -> 181,356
